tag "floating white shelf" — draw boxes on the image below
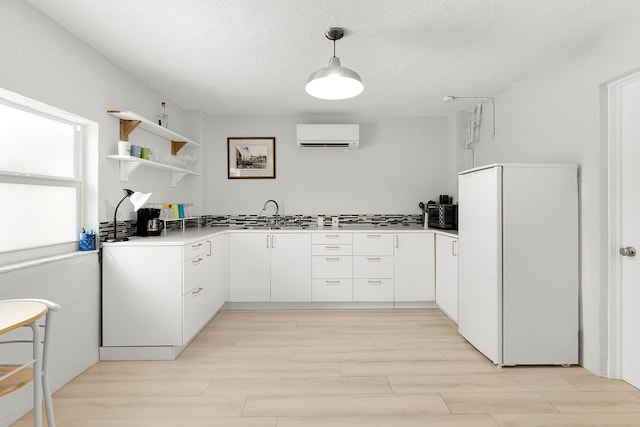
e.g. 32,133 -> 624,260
107,109 -> 201,187
107,110 -> 200,153
107,155 -> 199,187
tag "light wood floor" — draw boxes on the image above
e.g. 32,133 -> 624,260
14,308 -> 640,427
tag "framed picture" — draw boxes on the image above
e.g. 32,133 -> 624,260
227,137 -> 276,179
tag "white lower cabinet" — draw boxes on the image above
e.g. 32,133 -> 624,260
102,237 -> 225,359
228,233 -> 271,301
101,228 -> 438,360
228,233 -> 311,302
209,234 -> 228,312
103,245 -> 183,347
182,239 -> 213,341
394,232 -> 435,301
353,233 -> 394,302
435,234 -> 458,321
354,279 -> 394,301
312,279 -> 353,301
312,233 -> 353,301
271,233 -> 312,302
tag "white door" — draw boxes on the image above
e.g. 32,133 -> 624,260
620,76 -> 640,388
457,166 -> 502,364
228,233 -> 271,302
270,233 -> 312,302
394,233 -> 435,301
435,234 -> 458,321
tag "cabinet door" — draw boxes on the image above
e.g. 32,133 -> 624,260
312,255 -> 353,278
353,256 -> 394,278
102,245 -> 183,346
271,233 -> 312,302
312,279 -> 353,301
229,233 -> 271,302
208,234 -> 228,313
394,233 -> 435,301
312,233 -> 352,245
436,234 -> 458,321
354,279 -> 394,302
183,283 -> 211,342
353,233 -> 394,256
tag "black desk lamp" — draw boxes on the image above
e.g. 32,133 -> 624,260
106,188 -> 152,242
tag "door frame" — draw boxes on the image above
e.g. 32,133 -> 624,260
606,70 -> 640,379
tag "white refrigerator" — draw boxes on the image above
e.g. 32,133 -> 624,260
457,164 -> 579,366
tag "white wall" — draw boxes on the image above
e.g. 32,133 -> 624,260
453,11 -> 640,375
0,2 -> 199,424
0,254 -> 100,426
0,0 -> 201,223
204,115 -> 449,215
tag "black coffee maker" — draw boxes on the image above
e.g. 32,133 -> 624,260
137,208 -> 162,236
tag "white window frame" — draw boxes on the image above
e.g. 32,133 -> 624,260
0,88 -> 98,267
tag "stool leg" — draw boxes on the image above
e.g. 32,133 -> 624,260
43,372 -> 55,427
31,322 -> 42,427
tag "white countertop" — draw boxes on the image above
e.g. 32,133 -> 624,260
101,225 -> 457,247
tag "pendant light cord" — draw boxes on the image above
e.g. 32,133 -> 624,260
333,39 -> 336,58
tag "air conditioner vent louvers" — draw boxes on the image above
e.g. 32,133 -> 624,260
296,124 -> 359,149
299,142 -> 353,148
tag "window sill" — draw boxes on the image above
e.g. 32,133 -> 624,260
0,250 -> 98,275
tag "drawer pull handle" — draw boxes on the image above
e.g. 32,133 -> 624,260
325,245 -> 340,250
366,257 -> 381,262
366,234 -> 381,238
192,287 -> 203,295
452,240 -> 458,256
325,234 -> 339,238
325,257 -> 341,262
325,280 -> 340,285
192,257 -> 203,264
367,280 -> 383,285
192,243 -> 203,248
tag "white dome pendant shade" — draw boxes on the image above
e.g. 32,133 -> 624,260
305,28 -> 363,100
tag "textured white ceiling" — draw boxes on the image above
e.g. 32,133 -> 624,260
26,0 -> 640,116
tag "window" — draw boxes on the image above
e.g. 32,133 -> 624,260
0,88 -> 96,262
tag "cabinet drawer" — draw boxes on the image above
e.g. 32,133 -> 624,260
353,256 -> 394,278
312,255 -> 353,278
183,284 -> 210,343
353,233 -> 394,256
183,254 -> 208,293
354,279 -> 394,302
312,279 -> 353,302
312,244 -> 353,256
312,233 -> 352,245
184,240 -> 208,260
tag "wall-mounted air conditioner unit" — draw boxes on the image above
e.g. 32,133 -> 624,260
296,124 -> 359,149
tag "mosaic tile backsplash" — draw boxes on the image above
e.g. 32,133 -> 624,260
99,213 -> 423,243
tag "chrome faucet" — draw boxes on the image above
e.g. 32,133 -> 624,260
262,199 -> 279,227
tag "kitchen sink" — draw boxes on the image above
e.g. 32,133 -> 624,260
233,225 -> 306,230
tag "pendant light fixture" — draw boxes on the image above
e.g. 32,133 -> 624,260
305,27 -> 364,100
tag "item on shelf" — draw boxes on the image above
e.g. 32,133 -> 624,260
140,147 -> 151,160
117,140 -> 130,156
130,144 -> 142,158
157,101 -> 168,128
172,204 -> 180,219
